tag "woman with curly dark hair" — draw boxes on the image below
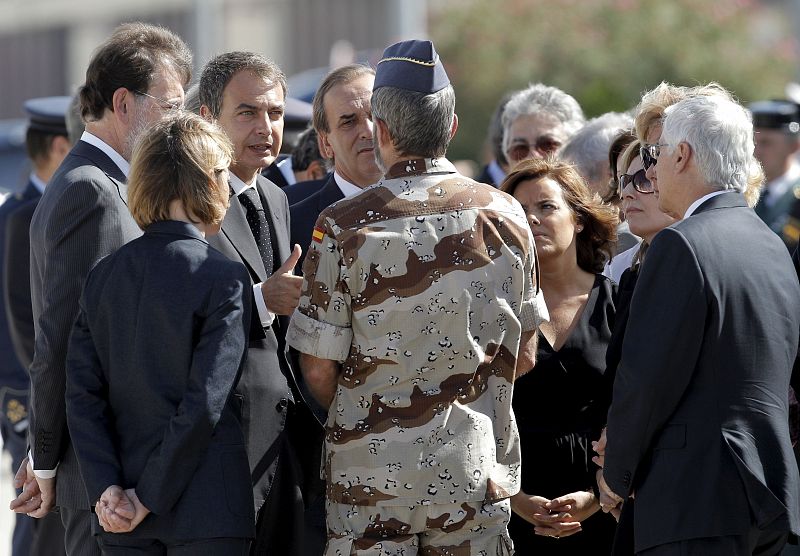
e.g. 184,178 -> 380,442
503,157 -> 619,554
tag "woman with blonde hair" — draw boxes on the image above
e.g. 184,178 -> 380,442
66,112 -> 255,554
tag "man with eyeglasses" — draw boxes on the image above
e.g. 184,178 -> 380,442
601,93 -> 800,555
500,83 -> 585,168
9,23 -> 192,556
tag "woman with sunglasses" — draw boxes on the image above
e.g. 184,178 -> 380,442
605,140 -> 676,283
501,157 -> 619,553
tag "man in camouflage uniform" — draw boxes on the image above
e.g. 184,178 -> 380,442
287,39 -> 544,555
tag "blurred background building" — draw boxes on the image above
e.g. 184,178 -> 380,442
0,0 -> 799,187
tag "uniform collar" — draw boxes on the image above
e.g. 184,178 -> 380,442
383,157 -> 457,180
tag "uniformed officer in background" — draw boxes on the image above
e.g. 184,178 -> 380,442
750,99 -> 800,248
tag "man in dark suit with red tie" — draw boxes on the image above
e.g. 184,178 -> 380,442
601,93 -> 800,555
198,51 -> 323,555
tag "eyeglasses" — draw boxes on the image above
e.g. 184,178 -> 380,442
640,143 -> 670,170
133,90 -> 183,112
506,138 -> 562,163
618,168 -> 653,196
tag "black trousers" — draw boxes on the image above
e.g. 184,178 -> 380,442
97,537 -> 250,555
60,507 -> 101,556
638,530 -> 790,556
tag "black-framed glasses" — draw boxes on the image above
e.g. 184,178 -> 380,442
640,143 -> 670,170
133,90 -> 183,112
618,168 -> 653,196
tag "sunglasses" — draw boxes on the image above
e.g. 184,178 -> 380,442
618,168 -> 654,196
506,138 -> 562,163
640,143 -> 670,170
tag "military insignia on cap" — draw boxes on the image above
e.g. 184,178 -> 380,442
312,226 -> 326,243
373,39 -> 450,94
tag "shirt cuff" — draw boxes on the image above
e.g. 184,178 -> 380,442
28,450 -> 57,479
286,309 -> 353,362
519,289 -> 550,332
253,282 -> 276,327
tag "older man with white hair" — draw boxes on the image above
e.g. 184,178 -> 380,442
601,93 -> 800,555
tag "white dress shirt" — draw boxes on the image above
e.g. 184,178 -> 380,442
684,189 -> 728,219
80,131 -> 130,178
29,172 -> 46,194
334,172 -> 364,198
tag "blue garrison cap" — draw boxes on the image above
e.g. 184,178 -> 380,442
374,40 -> 450,94
24,96 -> 70,135
749,100 -> 800,133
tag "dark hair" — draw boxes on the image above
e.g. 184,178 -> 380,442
501,157 -> 618,273
312,64 -> 375,134
199,51 -> 286,118
79,22 -> 192,122
292,126 -> 323,171
605,129 -> 636,203
25,128 -> 66,164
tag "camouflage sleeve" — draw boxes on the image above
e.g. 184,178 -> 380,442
517,227 -> 549,331
286,215 -> 353,361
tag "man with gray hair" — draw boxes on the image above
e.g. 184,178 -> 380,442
559,111 -> 633,198
501,83 -> 584,166
601,93 -> 800,554
287,39 -> 545,554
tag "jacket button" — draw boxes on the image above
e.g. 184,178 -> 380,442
275,398 -> 288,412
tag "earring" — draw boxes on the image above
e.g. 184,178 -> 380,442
576,225 -> 584,232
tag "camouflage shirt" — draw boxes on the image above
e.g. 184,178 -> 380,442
287,157 -> 542,506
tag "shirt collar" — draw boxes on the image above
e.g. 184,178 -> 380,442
383,157 -> 457,180
684,189 -> 728,218
80,131 -> 130,178
277,156 -> 296,186
333,171 -> 363,198
29,172 -> 47,193
229,171 -> 257,196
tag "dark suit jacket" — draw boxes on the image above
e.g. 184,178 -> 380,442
65,221 -> 254,540
4,193 -> 41,371
284,176 -> 328,206
289,174 -> 344,274
1,182 -> 40,391
604,192 -> 800,552
208,175 -> 323,513
28,140 -> 142,509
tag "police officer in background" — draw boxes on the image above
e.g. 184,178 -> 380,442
1,96 -> 71,556
750,100 -> 800,249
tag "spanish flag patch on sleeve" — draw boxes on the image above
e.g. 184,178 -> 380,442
312,226 -> 326,243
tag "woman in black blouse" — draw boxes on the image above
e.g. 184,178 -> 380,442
502,157 -> 619,554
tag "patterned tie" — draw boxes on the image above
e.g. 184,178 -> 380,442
238,186 -> 275,277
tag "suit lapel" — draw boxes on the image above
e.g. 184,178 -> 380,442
71,141 -> 130,206
317,175 -> 345,213
221,193 -> 268,282
257,176 -> 289,263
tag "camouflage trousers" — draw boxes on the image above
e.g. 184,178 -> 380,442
324,497 -> 514,556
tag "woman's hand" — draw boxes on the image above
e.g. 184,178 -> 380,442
546,490 -> 600,523
510,491 -> 582,539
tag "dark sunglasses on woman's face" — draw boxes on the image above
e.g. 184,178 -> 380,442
618,168 -> 653,196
